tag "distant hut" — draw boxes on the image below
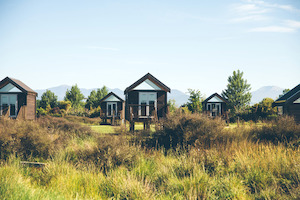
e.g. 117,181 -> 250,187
273,84 -> 300,122
0,77 -> 37,120
124,73 -> 171,130
99,92 -> 125,125
202,93 -> 228,117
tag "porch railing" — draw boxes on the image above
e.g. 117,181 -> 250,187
128,104 -> 158,121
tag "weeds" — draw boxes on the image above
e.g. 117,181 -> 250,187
0,115 -> 299,199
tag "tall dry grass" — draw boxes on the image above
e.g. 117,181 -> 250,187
0,114 -> 299,199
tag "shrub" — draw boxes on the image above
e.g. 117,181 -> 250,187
0,119 -> 55,160
64,136 -> 140,173
149,112 -> 226,149
252,116 -> 300,144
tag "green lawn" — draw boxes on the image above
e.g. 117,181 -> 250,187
90,122 -> 156,134
90,125 -> 117,134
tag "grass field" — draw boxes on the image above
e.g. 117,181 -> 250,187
0,115 -> 299,199
90,122 -> 156,134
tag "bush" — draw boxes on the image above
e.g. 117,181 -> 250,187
252,116 -> 300,144
148,112 -> 226,149
0,116 -> 97,160
0,119 -> 55,160
38,116 -> 96,139
65,136 -> 140,173
64,115 -> 102,125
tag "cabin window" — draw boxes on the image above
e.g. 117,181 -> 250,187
207,104 -> 211,111
107,102 -> 117,117
139,92 -> 157,117
0,94 -> 17,117
277,106 -> 283,115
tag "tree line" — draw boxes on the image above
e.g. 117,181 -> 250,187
173,70 -> 282,122
37,85 -> 109,117
37,70 -> 284,121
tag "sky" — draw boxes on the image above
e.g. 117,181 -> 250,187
0,0 -> 299,97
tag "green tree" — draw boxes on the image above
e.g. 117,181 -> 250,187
186,89 -> 203,113
64,84 -> 84,108
40,90 -> 58,109
96,86 -> 109,104
222,70 -> 251,115
85,86 -> 109,109
251,98 -> 277,120
85,90 -> 97,109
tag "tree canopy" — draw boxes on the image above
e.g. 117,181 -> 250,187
64,84 -> 84,108
186,89 -> 203,113
85,86 -> 109,109
40,90 -> 58,109
222,70 -> 251,115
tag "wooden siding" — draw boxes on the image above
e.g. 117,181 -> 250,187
157,91 -> 167,118
26,94 -> 36,120
287,103 -> 300,122
17,93 -> 26,112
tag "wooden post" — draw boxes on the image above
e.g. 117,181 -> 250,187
130,121 -> 135,132
112,110 -> 115,126
129,106 -> 135,132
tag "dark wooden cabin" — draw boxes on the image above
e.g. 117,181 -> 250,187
99,92 -> 125,125
202,93 -> 228,117
0,77 -> 37,120
273,84 -> 300,122
124,73 -> 171,130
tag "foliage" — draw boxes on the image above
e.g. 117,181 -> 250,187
39,90 -> 58,109
85,90 -> 97,109
85,86 -> 109,109
89,106 -> 101,118
64,115 -> 102,125
167,99 -> 177,114
58,100 -> 71,113
250,98 -> 277,121
64,84 -> 84,108
222,70 -> 251,116
0,115 -> 300,199
283,88 -> 290,94
149,112 -> 226,149
252,115 -> 300,144
185,89 -> 203,113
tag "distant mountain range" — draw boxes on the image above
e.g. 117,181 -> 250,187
251,86 -> 284,104
35,85 -> 285,106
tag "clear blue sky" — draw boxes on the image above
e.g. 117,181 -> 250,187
0,0 -> 299,97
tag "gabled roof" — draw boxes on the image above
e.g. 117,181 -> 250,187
0,77 -> 37,95
124,73 -> 171,94
273,84 -> 300,106
99,92 -> 124,102
202,93 -> 228,104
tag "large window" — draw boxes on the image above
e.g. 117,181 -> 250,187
107,102 -> 117,117
0,94 -> 17,117
139,92 -> 157,117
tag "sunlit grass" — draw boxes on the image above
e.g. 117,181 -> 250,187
0,115 -> 299,199
90,125 -> 116,134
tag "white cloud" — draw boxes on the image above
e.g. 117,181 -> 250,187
231,15 -> 269,22
249,26 -> 295,33
231,1 -> 300,33
233,4 -> 269,14
285,20 -> 300,28
85,46 -> 119,51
